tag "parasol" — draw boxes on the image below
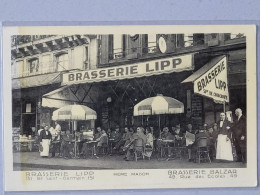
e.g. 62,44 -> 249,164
133,94 -> 184,136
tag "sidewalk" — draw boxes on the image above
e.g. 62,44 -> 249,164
13,152 -> 246,171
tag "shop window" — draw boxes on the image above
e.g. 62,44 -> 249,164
56,52 -> 69,71
109,35 -> 125,60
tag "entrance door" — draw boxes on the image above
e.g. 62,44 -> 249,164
22,113 -> 36,136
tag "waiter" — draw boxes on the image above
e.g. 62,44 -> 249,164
39,125 -> 52,158
231,108 -> 247,163
216,112 -> 233,161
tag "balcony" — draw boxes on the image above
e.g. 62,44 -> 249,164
11,35 -> 93,60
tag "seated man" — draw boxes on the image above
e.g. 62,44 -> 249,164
173,124 -> 184,146
157,127 -> 175,157
124,127 -> 147,161
96,129 -> 109,154
207,123 -> 219,159
80,129 -> 94,158
109,125 -> 122,153
61,130 -> 74,159
49,122 -> 62,158
113,127 -> 132,152
185,123 -> 196,162
81,127 -> 101,158
189,127 -> 210,162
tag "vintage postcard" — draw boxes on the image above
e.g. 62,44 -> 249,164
2,25 -> 257,191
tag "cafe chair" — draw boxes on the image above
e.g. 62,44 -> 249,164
98,136 -> 109,155
144,145 -> 153,160
195,137 -> 211,163
134,138 -> 145,161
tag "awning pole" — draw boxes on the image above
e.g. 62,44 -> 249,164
74,120 -> 77,158
159,115 -> 161,139
223,101 -> 226,113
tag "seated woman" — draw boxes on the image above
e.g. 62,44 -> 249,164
144,127 -> 154,159
61,130 -> 74,159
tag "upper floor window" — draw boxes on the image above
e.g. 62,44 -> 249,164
56,52 -> 69,71
147,34 -> 157,53
28,58 -> 39,74
143,34 -> 157,54
109,35 -> 126,60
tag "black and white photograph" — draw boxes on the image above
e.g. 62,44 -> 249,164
2,25 -> 257,191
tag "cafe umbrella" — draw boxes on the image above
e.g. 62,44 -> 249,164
52,104 -> 97,158
133,94 -> 184,137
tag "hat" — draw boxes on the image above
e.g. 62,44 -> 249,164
176,124 -> 180,128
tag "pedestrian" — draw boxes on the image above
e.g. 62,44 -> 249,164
231,108 -> 247,163
216,112 -> 233,161
39,125 -> 52,158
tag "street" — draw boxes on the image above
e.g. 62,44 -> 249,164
13,152 -> 246,171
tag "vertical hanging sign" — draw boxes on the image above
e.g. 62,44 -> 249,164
194,56 -> 229,103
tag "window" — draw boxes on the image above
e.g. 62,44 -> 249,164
28,58 -> 39,74
42,54 -> 52,73
147,34 -> 157,53
84,46 -> 89,70
109,35 -> 125,60
56,52 -> 69,71
184,34 -> 193,47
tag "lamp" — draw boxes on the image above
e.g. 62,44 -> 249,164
107,97 -> 112,103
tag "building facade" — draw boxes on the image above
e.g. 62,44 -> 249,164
11,35 -> 99,135
11,33 -> 246,136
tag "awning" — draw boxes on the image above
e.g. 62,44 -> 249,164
181,55 -> 225,84
181,55 -> 229,103
12,72 -> 61,89
42,84 -> 96,108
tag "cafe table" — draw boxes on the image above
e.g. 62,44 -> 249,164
13,139 -> 35,152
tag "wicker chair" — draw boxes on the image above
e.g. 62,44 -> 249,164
195,137 -> 211,163
134,138 -> 145,161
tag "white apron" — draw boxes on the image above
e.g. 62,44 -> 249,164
216,134 -> 233,161
40,139 -> 51,157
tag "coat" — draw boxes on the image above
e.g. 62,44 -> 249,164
39,130 -> 52,142
217,119 -> 232,138
231,115 -> 246,140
